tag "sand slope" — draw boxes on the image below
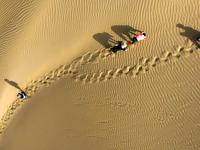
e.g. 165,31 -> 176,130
0,0 -> 200,149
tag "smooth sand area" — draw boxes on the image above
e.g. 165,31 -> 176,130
0,0 -> 200,149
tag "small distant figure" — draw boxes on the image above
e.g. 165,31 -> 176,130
130,31 -> 146,45
17,91 -> 29,99
109,42 -> 129,53
195,37 -> 200,49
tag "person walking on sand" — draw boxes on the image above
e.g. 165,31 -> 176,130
130,31 -> 146,45
109,42 -> 129,53
17,91 -> 29,99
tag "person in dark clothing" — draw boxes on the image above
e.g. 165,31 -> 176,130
110,42 -> 129,53
17,91 -> 29,99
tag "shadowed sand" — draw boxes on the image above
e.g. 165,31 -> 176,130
0,0 -> 200,149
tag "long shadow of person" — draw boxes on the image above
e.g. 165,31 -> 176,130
93,32 -> 117,48
176,24 -> 200,48
4,79 -> 23,91
111,25 -> 142,41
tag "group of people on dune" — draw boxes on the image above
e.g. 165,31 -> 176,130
109,31 -> 200,54
109,31 -> 146,53
16,31 -> 200,99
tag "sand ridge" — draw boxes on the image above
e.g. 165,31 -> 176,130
0,37 -> 199,134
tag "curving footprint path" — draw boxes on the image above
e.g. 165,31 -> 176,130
74,45 -> 197,84
0,43 -> 199,134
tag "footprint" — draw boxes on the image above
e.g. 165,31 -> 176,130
172,53 -> 181,59
63,64 -> 70,70
106,74 -> 112,80
53,69 -> 59,77
137,66 -> 143,72
84,76 -> 91,83
57,71 -> 63,78
160,51 -> 172,62
114,69 -> 123,77
63,70 -> 68,75
143,58 -> 150,64
80,53 -> 91,65
153,57 -> 159,63
101,49 -> 111,57
166,51 -> 172,57
90,73 -> 100,82
86,74 -> 93,81
177,47 -> 184,53
151,57 -> 160,67
79,74 -> 86,80
106,70 -> 115,79
139,58 -> 145,65
122,66 -> 131,74
98,72 -> 108,81
88,50 -> 100,62
72,69 -> 78,74
109,70 -> 116,76
185,48 -> 193,53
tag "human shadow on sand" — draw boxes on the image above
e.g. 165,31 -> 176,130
176,24 -> 200,48
4,79 -> 23,91
93,32 -> 118,48
111,25 -> 142,41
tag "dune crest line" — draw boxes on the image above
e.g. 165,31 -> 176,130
0,42 -> 198,134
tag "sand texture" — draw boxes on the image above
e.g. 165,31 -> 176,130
0,0 -> 200,149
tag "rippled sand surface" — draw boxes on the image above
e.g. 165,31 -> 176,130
0,0 -> 200,149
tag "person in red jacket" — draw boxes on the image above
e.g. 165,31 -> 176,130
130,32 -> 146,45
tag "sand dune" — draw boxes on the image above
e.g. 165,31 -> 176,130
0,0 -> 200,149
0,36 -> 199,133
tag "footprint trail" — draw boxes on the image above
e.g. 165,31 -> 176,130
75,46 -> 198,84
0,43 -> 199,134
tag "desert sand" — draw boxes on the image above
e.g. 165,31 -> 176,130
0,0 -> 200,149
